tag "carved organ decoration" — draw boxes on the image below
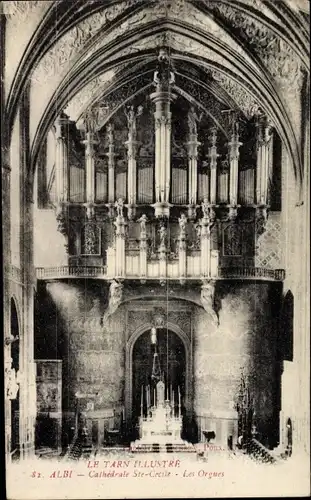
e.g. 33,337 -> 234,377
114,198 -> 127,277
178,213 -> 187,283
5,357 -> 20,400
150,48 -> 176,218
138,214 -> 148,280
81,223 -> 101,256
200,200 -> 217,278
103,280 -> 123,322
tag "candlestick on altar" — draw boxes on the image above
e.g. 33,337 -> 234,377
145,386 -> 148,409
178,386 -> 181,417
154,388 -> 156,407
170,384 -> 172,402
148,385 -> 150,408
172,390 -> 175,417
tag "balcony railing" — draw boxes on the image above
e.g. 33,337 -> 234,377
36,265 -> 285,281
36,266 -> 107,280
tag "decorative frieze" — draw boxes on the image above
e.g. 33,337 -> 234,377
213,3 -> 304,93
31,1 -> 136,84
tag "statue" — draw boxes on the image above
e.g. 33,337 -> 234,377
115,198 -> 124,218
188,106 -> 203,136
103,280 -> 123,322
5,359 -> 19,400
201,281 -> 219,326
106,122 -> 114,145
125,104 -> 143,140
195,222 -> 202,240
159,224 -> 167,248
156,380 -> 165,407
178,213 -> 187,239
138,214 -> 148,237
201,197 -> 210,219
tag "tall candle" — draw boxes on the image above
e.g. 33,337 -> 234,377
154,388 -> 156,407
141,386 -> 143,416
178,387 -> 181,407
172,390 -> 175,416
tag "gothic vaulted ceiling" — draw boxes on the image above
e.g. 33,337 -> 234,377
3,0 -> 309,184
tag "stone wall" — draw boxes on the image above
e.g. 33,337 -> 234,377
35,281 -> 125,444
35,280 -> 282,447
193,282 -> 281,447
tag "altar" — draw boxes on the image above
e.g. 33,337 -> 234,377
132,380 -> 190,449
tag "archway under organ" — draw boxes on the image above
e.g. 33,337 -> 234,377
132,329 -> 186,428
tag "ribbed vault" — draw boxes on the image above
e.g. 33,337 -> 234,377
3,0 -> 309,186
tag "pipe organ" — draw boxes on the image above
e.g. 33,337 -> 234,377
49,49 -> 279,281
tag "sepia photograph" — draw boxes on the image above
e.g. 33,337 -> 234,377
1,0 -> 310,498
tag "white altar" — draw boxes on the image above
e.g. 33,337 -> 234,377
136,380 -> 184,444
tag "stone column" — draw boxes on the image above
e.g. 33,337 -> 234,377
150,49 -> 176,218
19,85 -> 36,458
208,127 -> 219,205
256,114 -> 273,206
228,119 -> 242,219
54,112 -> 71,204
106,123 -> 116,207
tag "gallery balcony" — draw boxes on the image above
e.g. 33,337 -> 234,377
35,264 -> 285,282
